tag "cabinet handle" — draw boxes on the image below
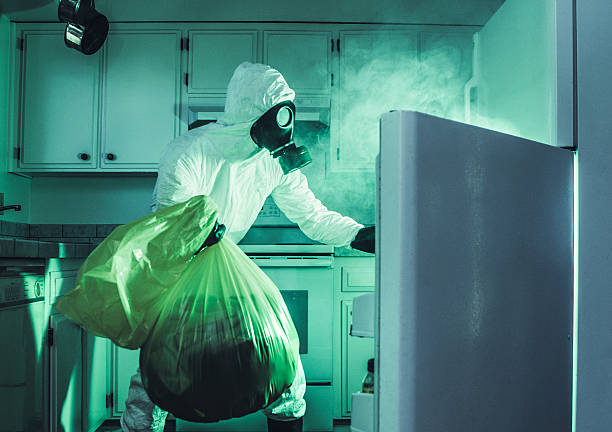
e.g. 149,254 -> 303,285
105,153 -> 115,161
78,153 -> 90,161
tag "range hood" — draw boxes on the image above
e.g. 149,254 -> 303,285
187,95 -> 330,130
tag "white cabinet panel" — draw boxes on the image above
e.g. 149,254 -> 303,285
20,31 -> 99,169
332,29 -> 475,172
333,30 -> 418,171
113,345 -> 140,415
83,334 -> 108,432
341,301 -> 374,416
50,314 -> 82,432
49,270 -> 77,314
101,30 -> 181,168
188,30 -> 258,93
332,257 -> 375,419
264,31 -> 331,95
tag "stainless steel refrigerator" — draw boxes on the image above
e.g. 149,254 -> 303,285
376,111 -> 574,432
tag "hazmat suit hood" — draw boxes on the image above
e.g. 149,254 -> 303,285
208,62 -> 296,161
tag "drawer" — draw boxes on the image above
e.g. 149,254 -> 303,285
342,268 -> 375,292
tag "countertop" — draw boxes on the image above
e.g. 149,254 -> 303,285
0,222 -> 373,259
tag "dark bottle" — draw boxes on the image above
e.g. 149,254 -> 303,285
362,358 -> 374,394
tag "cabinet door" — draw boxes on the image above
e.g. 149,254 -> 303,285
264,31 -> 331,95
341,300 -> 374,417
101,30 -> 181,169
19,31 -> 99,169
48,269 -> 78,315
333,31 -> 418,171
342,266 -> 375,293
49,314 -> 82,432
113,344 -> 140,416
419,31 -> 474,121
332,29 -> 475,172
83,334 -> 108,432
188,30 -> 258,94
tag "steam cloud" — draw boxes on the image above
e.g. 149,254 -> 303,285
295,33 -> 480,227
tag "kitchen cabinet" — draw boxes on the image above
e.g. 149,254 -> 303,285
341,300 -> 375,416
49,313 -> 83,432
264,31 -> 332,96
101,29 -> 182,169
332,256 -> 375,419
13,24 -> 181,173
49,312 -> 107,432
83,333 -> 110,432
48,259 -> 109,432
112,345 -> 139,416
188,30 -> 259,94
330,28 -> 474,171
17,30 -> 100,170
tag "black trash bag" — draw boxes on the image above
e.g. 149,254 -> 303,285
139,238 -> 300,423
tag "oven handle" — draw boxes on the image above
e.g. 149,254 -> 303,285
247,256 -> 334,267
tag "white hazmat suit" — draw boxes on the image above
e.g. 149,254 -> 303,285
120,62 -> 364,431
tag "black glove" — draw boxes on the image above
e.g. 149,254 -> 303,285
194,220 -> 226,255
351,226 -> 375,254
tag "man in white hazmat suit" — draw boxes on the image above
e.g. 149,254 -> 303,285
120,62 -> 374,432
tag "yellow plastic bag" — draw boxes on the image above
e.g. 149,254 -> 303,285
54,195 -> 218,349
139,237 -> 300,423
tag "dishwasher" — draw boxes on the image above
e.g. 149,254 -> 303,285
0,263 -> 47,432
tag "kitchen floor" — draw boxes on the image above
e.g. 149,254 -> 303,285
96,420 -> 351,432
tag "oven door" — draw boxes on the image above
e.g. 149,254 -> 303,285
249,256 -> 333,383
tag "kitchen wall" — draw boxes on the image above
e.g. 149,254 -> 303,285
30,176 -> 156,224
0,14 -> 30,223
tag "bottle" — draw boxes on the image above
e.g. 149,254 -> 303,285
362,358 -> 374,393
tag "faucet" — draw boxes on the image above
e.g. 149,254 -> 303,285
0,205 -> 21,212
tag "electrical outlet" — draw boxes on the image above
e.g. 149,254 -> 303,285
0,193 -> 3,215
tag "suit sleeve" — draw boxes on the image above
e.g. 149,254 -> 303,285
271,170 -> 363,247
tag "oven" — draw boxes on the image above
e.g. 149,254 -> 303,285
239,244 -> 335,432
239,244 -> 334,384
178,243 -> 336,431
0,264 -> 47,432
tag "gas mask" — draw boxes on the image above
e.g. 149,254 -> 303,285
58,0 -> 109,55
250,101 -> 312,174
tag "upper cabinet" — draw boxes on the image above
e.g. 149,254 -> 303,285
188,30 -> 259,94
332,31 -> 418,171
10,23 -> 476,174
264,31 -> 332,96
101,29 -> 181,169
18,30 -> 100,170
13,24 -> 182,173
330,28 -> 475,171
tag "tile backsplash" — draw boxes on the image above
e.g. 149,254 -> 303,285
1,221 -> 120,246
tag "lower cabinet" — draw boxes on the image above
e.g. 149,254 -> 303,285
341,301 -> 374,416
49,314 -> 83,432
112,345 -> 139,416
332,257 -> 375,420
48,259 -> 108,432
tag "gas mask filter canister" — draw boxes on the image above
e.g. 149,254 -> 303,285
250,101 -> 312,174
